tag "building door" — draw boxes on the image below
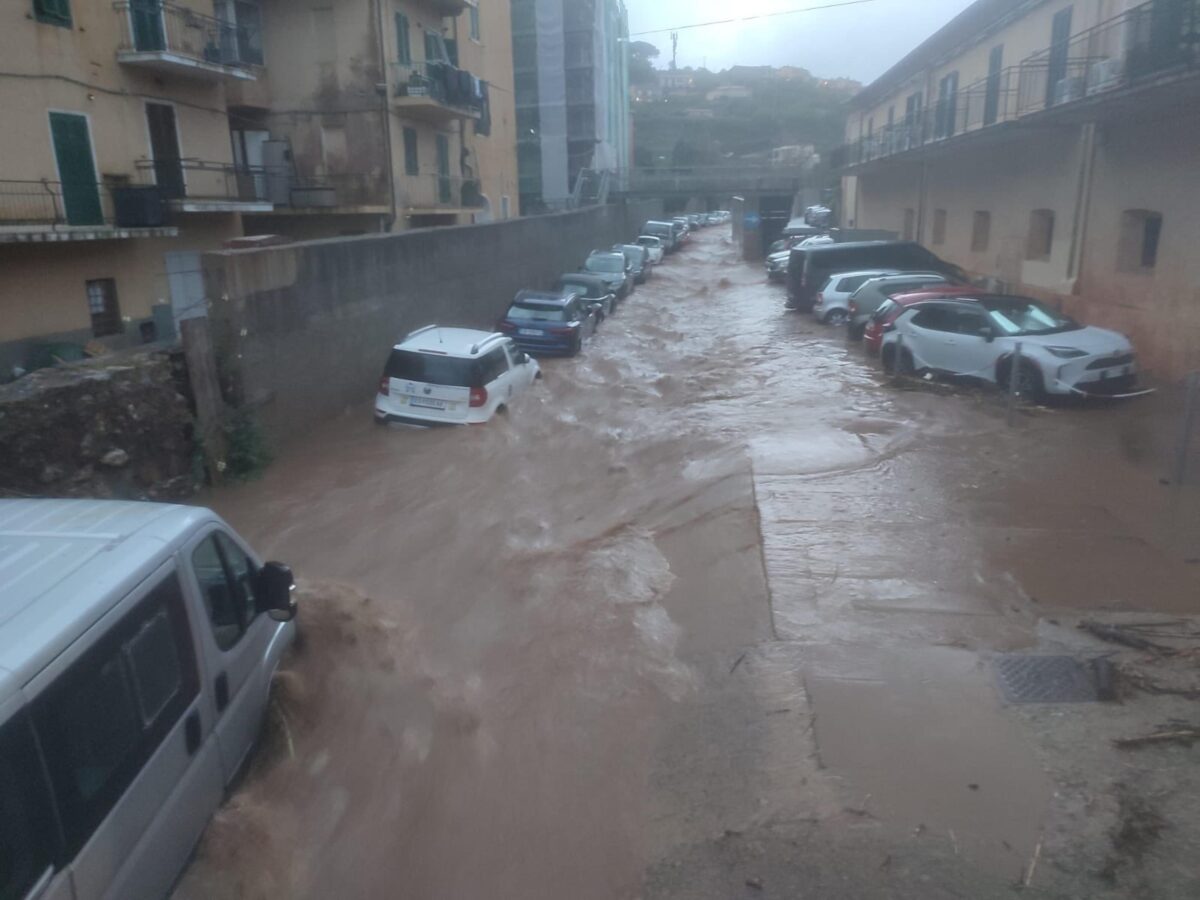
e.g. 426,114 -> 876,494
146,102 -> 185,199
129,0 -> 166,51
984,45 -> 1003,125
49,112 -> 103,226
1046,7 -> 1073,107
436,134 -> 451,203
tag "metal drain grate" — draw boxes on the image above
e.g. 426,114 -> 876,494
994,655 -> 1106,704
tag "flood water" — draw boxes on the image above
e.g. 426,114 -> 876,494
177,230 -> 1200,899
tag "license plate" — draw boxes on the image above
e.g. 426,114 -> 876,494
409,397 -> 447,410
519,328 -> 541,336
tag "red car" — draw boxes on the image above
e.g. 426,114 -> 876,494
863,285 -> 978,354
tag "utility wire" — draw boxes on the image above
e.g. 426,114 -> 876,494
630,0 -> 884,38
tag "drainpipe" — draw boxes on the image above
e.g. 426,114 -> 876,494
1067,121 -> 1098,287
374,0 -> 398,231
916,158 -> 928,244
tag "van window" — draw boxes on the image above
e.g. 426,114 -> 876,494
0,712 -> 57,900
33,573 -> 199,857
192,533 -> 260,651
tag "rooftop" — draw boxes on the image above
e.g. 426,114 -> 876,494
0,500 -> 218,700
396,326 -> 506,356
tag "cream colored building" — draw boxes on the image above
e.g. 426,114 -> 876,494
837,0 -> 1200,379
0,0 -> 517,375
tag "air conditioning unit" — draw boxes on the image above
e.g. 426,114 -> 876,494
1087,58 -> 1123,94
1053,75 -> 1085,105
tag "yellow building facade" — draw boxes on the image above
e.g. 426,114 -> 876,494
837,0 -> 1200,379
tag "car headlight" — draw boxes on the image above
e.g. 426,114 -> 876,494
1046,346 -> 1089,359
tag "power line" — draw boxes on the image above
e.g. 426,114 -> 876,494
630,0 -> 884,38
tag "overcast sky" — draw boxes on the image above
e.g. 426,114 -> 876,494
626,0 -> 979,85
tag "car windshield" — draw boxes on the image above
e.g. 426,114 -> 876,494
638,237 -> 660,247
561,280 -> 600,298
384,350 -> 480,387
587,256 -> 624,274
507,304 -> 567,322
985,298 -> 1080,335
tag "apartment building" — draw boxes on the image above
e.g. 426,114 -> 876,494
836,0 -> 1200,379
512,0 -> 631,211
0,0 -> 517,376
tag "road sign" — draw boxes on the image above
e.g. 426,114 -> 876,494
743,212 -> 761,230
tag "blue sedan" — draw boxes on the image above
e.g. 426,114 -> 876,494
497,290 -> 598,356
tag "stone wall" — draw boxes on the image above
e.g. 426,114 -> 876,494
203,200 -> 663,446
0,350 -> 196,499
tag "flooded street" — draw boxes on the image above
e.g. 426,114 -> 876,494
177,230 -> 1200,899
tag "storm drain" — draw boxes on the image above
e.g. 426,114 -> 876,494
994,655 -> 1112,704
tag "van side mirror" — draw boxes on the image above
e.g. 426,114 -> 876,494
257,561 -> 297,621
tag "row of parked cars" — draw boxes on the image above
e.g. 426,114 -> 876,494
372,213 -> 729,427
778,238 -> 1139,400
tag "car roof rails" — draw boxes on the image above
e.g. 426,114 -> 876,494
404,324 -> 438,342
469,333 -> 504,356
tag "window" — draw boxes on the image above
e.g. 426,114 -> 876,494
33,574 -> 198,858
911,307 -> 959,333
932,209 -> 947,246
902,208 -> 915,241
1118,210 -> 1163,272
468,1 -> 480,41
1026,209 -> 1055,261
0,712 -> 57,900
935,71 -> 958,138
395,12 -> 411,65
480,348 -> 509,384
33,0 -> 71,27
191,532 -> 259,651
403,127 -> 419,176
984,45 -> 1003,125
971,211 -> 991,252
86,279 -> 122,337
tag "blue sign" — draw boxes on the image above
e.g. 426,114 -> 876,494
743,212 -> 762,230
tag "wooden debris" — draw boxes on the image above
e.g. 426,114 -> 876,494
1114,726 -> 1200,750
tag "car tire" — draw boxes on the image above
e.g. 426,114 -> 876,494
848,322 -> 866,341
881,345 -> 915,375
1014,359 -> 1045,402
571,333 -> 583,356
826,309 -> 848,326
373,415 -> 389,427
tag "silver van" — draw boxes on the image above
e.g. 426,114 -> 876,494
0,499 -> 297,900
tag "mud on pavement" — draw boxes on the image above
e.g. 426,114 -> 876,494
176,230 -> 1200,899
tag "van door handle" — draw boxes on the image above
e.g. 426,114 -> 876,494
215,673 -> 230,712
185,711 -> 202,755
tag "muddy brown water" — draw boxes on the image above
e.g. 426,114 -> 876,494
177,231 -> 1200,899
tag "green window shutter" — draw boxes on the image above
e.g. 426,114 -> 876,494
34,0 -> 72,27
395,13 -> 411,66
403,127 -> 419,176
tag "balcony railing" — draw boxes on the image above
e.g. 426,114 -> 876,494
402,174 -> 486,210
134,158 -> 271,204
393,61 -> 486,119
0,179 -> 173,230
833,0 -> 1200,170
114,0 -> 263,75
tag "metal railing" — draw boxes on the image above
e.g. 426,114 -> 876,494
833,0 -> 1200,169
114,0 -> 263,69
0,179 -> 152,228
402,174 -> 485,209
627,165 -> 811,195
393,61 -> 485,115
134,158 -> 269,202
288,173 -> 384,208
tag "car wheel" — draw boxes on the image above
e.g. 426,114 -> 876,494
826,309 -> 848,326
848,321 -> 866,341
571,333 -> 583,356
1015,360 -> 1045,401
881,345 -> 914,375
374,415 -> 389,427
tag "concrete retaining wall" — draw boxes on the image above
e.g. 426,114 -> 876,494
203,200 -> 662,445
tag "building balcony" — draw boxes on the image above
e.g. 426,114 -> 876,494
249,172 -> 391,216
114,0 -> 262,82
0,179 -> 179,243
416,0 -> 467,15
833,0 -> 1200,172
393,62 -> 485,123
401,174 -> 487,216
134,159 -> 273,212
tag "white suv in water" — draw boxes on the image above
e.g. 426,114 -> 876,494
881,295 -> 1137,399
374,326 -> 541,426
